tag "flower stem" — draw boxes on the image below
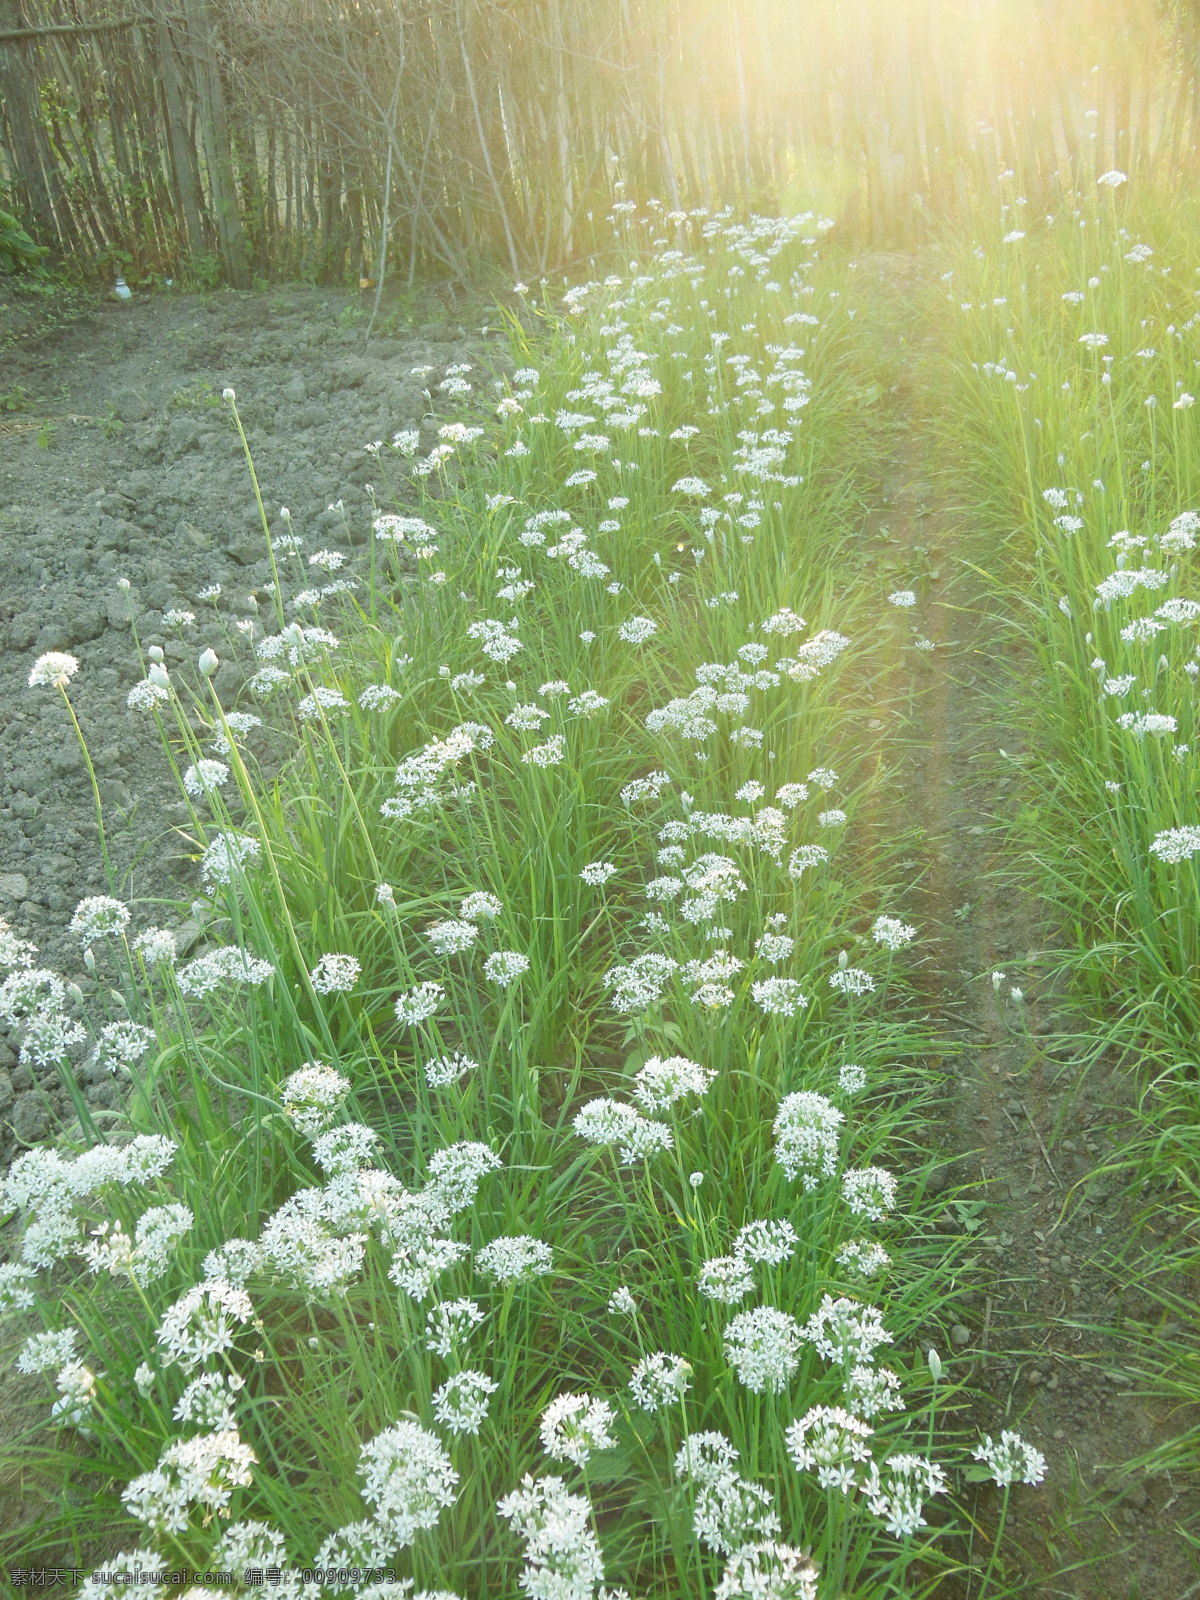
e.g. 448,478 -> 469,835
60,685 -> 114,886
976,1481 -> 1012,1600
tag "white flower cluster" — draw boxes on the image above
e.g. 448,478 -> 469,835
675,1432 -> 780,1556
871,914 -> 915,950
433,1369 -> 498,1435
123,1427 -> 258,1535
724,1305 -> 804,1393
316,1419 -> 458,1567
841,1165 -> 897,1220
0,917 -> 37,973
751,976 -> 808,1016
394,981 -> 444,1026
425,1297 -> 486,1358
973,1430 -> 1047,1486
604,951 -> 678,1012
29,651 -> 80,688
836,1238 -> 891,1279
866,1454 -> 949,1538
280,1061 -> 350,1135
154,1279 -> 254,1372
697,1215 -> 800,1309
84,1204 -> 192,1284
773,1091 -> 844,1189
69,895 -> 130,943
785,1405 -> 874,1489
176,946 -> 274,997
427,918 -> 479,955
424,1051 -> 479,1088
573,1098 -> 674,1165
308,952 -> 361,993
804,1293 -> 893,1368
0,956 -> 87,1067
467,618 -> 523,663
715,1542 -> 818,1600
1151,825 -> 1200,863
5,1136 -> 178,1268
18,1325 -> 79,1373
182,760 -> 230,798
199,832 -> 262,888
629,1351 -> 691,1411
477,1234 -> 553,1283
539,1392 -> 617,1466
94,1019 -> 156,1072
632,1053 -> 715,1109
0,1262 -> 37,1314
498,1475 -> 604,1600
483,949 -> 530,986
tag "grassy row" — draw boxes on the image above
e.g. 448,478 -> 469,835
937,168 -> 1200,1470
1,209 -> 1033,1596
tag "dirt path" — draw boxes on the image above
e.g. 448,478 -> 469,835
867,260 -> 1200,1592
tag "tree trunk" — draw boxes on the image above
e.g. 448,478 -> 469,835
0,0 -> 58,244
158,3 -> 207,258
182,0 -> 250,286
456,0 -> 519,276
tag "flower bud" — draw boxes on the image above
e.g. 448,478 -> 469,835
117,577 -> 130,591
83,948 -> 96,974
223,387 -> 236,401
991,970 -> 1005,991
837,949 -> 849,970
198,648 -> 219,678
927,1346 -> 943,1382
147,645 -> 164,663
148,664 -> 170,689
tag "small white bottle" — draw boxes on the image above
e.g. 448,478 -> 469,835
114,275 -> 132,300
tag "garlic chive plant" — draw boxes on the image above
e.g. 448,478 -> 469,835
0,204 -> 1038,1596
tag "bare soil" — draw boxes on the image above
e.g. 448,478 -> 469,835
0,277 -> 484,1165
